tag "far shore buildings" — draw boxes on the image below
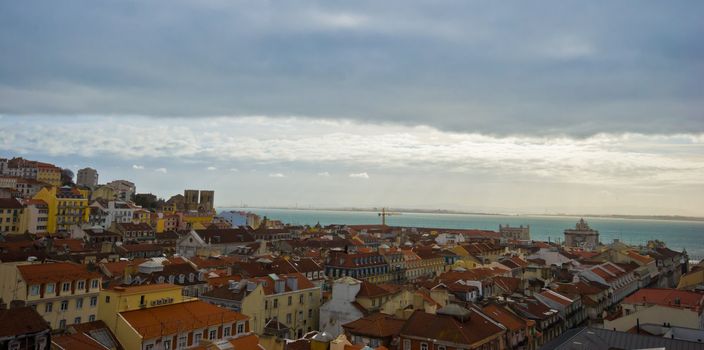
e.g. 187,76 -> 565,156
499,224 -> 530,241
564,218 -> 600,250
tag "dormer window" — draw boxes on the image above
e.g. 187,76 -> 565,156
169,275 -> 175,284
179,274 -> 185,283
189,273 -> 195,282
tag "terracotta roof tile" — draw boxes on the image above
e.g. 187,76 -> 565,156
356,281 -> 393,298
400,309 -> 503,346
342,312 -> 405,338
482,303 -> 527,331
623,288 -> 704,313
17,262 -> 101,285
0,307 -> 49,337
119,300 -> 248,339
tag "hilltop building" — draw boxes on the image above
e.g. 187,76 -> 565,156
76,167 -> 99,188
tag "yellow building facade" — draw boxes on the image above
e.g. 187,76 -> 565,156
33,186 -> 90,234
0,198 -> 27,234
0,262 -> 102,330
181,212 -> 214,229
36,164 -> 61,187
98,284 -> 194,332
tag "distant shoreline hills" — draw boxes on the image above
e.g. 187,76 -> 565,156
217,206 -> 704,223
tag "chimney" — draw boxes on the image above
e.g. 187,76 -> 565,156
286,276 -> 298,291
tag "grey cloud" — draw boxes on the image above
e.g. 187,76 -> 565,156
0,1 -> 702,135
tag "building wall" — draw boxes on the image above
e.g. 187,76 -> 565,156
98,285 -> 190,333
113,314 -> 144,350
0,264 -> 102,330
0,204 -> 25,234
76,168 -> 98,188
257,286 -> 321,338
239,285 -> 267,334
23,203 -> 48,234
36,167 -> 61,187
319,279 -> 363,337
604,304 -> 704,331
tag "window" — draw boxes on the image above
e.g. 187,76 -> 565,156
438,346 -> 446,350
74,316 -> 81,324
178,335 -> 187,349
91,279 -> 99,289
8,340 -> 19,350
273,299 -> 278,308
209,329 -> 217,340
77,280 -> 85,290
90,296 -> 97,307
299,294 -> 304,304
105,296 -> 110,303
145,345 -> 154,350
59,319 -> 66,329
89,314 -> 96,322
403,340 -> 411,350
265,300 -> 268,309
163,338 -> 171,350
30,284 -> 40,296
286,313 -> 292,324
76,298 -> 83,309
37,335 -> 48,350
60,300 -> 68,311
224,326 -> 231,337
420,343 -> 428,350
237,322 -> 244,334
194,333 -> 202,345
46,283 -> 55,294
308,309 -> 312,318
288,296 -> 292,306
62,282 -> 71,292
45,302 -> 53,313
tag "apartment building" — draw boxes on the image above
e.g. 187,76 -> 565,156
33,186 -> 90,234
0,262 -> 102,330
98,284 -> 249,350
0,198 -> 25,234
201,272 -> 321,338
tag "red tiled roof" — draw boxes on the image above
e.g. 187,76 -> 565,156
400,309 -> 503,346
17,262 -> 101,285
357,281 -> 393,298
342,312 -> 405,338
0,307 -> 49,337
539,290 -> 573,306
52,332 -> 107,350
623,288 -> 704,313
119,300 -> 248,339
0,198 -> 23,208
482,304 -> 526,331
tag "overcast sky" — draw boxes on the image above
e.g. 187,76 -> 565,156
1,1 -> 703,215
